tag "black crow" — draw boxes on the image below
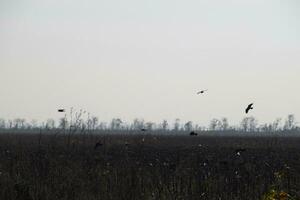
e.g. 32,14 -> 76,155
58,109 -> 65,112
141,128 -> 147,132
245,103 -> 254,114
197,89 -> 208,94
190,131 -> 198,136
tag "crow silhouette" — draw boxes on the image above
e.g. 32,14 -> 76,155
197,89 -> 208,94
141,128 -> 147,132
245,103 -> 254,114
190,131 -> 198,136
58,109 -> 65,112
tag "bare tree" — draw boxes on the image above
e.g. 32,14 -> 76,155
13,119 -> 20,129
184,121 -> 193,132
240,117 -> 258,132
132,118 -> 144,130
59,117 -> 68,129
284,114 -> 296,130
174,118 -> 180,131
46,119 -> 56,129
98,122 -> 107,130
8,120 -> 13,129
161,120 -> 168,130
249,117 -> 257,132
91,116 -> 99,130
30,119 -> 38,129
13,118 -> 23,129
272,118 -> 282,131
0,118 -> 5,129
260,123 -> 270,132
145,122 -> 155,130
20,119 -> 26,129
111,118 -> 123,130
209,118 -> 221,131
194,124 -> 205,131
221,117 -> 229,131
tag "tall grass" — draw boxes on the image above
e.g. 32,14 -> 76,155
0,132 -> 299,200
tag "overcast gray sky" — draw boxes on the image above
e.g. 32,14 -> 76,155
0,0 -> 299,126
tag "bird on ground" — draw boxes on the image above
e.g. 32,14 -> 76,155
190,131 -> 198,136
235,148 -> 246,156
197,89 -> 208,94
58,109 -> 65,112
245,103 -> 254,114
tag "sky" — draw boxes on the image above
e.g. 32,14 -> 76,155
0,0 -> 299,126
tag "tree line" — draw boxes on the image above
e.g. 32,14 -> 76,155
0,113 -> 298,133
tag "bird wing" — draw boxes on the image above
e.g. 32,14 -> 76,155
245,103 -> 253,113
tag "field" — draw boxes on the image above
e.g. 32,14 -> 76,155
0,131 -> 300,200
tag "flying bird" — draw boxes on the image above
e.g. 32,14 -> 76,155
245,103 -> 254,114
58,109 -> 65,112
197,89 -> 208,94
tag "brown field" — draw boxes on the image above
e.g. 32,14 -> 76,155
0,131 -> 299,200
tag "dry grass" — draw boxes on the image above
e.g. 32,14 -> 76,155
0,131 -> 299,200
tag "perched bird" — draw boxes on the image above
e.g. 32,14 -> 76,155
197,89 -> 208,94
58,109 -> 65,112
245,103 -> 254,114
190,131 -> 198,136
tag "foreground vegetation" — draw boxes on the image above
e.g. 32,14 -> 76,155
0,131 -> 299,200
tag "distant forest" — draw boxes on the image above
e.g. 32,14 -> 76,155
0,111 -> 299,134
